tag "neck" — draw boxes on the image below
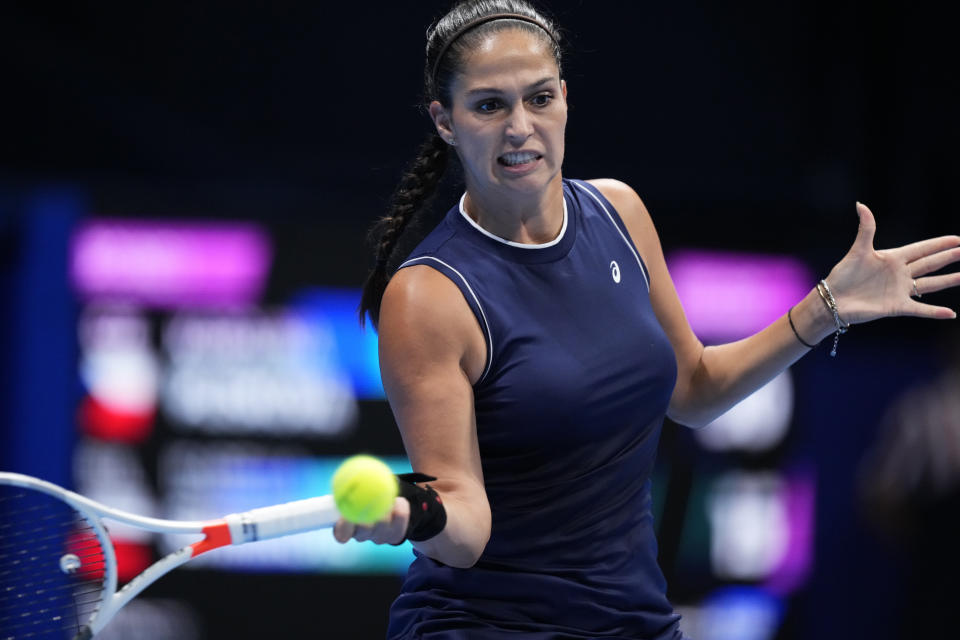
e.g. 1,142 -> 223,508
462,175 -> 565,245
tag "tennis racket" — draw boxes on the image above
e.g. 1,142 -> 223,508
0,471 -> 342,639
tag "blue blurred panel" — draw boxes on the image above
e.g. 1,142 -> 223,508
290,288 -> 383,399
696,586 -> 784,640
1,190 -> 81,485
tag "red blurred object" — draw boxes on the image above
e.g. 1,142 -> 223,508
78,395 -> 154,443
66,530 -> 154,584
112,539 -> 154,583
66,530 -> 107,582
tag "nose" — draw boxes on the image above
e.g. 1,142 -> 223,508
505,104 -> 534,143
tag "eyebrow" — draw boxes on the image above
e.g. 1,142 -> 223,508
464,76 -> 557,97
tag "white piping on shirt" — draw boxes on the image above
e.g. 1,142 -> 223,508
398,255 -> 493,385
571,180 -> 650,292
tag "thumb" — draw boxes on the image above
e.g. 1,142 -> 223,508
333,518 -> 356,543
853,201 -> 876,251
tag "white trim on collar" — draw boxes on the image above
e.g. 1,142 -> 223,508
458,192 -> 568,249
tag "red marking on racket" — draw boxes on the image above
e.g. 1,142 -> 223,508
189,522 -> 232,556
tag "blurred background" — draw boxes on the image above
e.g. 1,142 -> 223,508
1,1 -> 957,638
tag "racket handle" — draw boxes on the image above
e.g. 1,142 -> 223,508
225,495 -> 339,544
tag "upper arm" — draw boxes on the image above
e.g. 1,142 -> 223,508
587,179 -> 705,420
377,264 -> 490,522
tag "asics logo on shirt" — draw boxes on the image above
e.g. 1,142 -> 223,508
610,261 -> 621,283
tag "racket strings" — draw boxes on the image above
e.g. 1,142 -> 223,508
0,488 -> 107,639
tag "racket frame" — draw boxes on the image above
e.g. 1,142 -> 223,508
0,471 -> 340,638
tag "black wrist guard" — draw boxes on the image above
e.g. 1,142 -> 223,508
397,472 -> 447,542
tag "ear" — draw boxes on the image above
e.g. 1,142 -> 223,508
561,79 -> 568,102
428,101 -> 456,145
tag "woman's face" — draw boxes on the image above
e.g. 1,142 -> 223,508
430,29 -> 567,199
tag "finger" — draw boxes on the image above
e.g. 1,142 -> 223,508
334,497 -> 411,545
367,522 -> 391,545
908,246 -> 960,277
369,516 -> 406,545
386,495 -> 411,545
366,497 -> 410,545
916,272 -> 960,297
853,202 -> 876,252
333,519 -> 356,544
902,300 -> 958,320
353,524 -> 375,542
896,235 -> 960,264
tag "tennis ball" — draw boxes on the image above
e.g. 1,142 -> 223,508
332,455 -> 398,525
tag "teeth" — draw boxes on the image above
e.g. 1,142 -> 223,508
501,152 -> 539,166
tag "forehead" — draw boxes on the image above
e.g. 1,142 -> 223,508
453,29 -> 559,93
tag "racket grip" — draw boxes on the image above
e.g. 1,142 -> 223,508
226,495 -> 339,543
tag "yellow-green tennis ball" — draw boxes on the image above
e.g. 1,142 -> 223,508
332,455 -> 398,525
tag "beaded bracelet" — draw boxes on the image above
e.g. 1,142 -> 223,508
816,279 -> 849,357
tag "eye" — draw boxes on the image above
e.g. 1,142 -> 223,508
531,93 -> 553,107
476,99 -> 501,114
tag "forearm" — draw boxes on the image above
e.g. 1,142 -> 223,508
668,286 -> 837,427
410,478 -> 491,568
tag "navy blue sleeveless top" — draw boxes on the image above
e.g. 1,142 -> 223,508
387,179 -> 684,639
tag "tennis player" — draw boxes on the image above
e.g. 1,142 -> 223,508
336,1 -> 960,637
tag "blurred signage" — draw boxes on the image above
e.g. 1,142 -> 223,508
162,312 -> 358,436
68,217 -> 402,581
70,220 -> 272,309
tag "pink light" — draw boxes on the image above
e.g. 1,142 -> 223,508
71,220 -> 272,309
667,250 -> 813,342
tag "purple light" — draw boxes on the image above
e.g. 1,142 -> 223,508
765,469 -> 816,596
667,250 -> 813,342
71,220 -> 272,309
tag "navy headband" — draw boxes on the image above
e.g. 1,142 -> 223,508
430,12 -> 558,89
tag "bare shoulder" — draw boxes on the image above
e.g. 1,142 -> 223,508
379,264 -> 486,385
586,178 -> 660,253
381,264 -> 474,341
586,177 -> 641,204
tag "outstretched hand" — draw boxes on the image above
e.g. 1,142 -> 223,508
823,202 -> 960,325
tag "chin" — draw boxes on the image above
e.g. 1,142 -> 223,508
495,165 -> 561,192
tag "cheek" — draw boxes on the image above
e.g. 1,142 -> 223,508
549,114 -> 567,147
462,128 -> 500,158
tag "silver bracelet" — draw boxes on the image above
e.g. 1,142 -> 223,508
816,279 -> 848,357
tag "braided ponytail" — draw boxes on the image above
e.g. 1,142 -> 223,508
359,132 -> 449,327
